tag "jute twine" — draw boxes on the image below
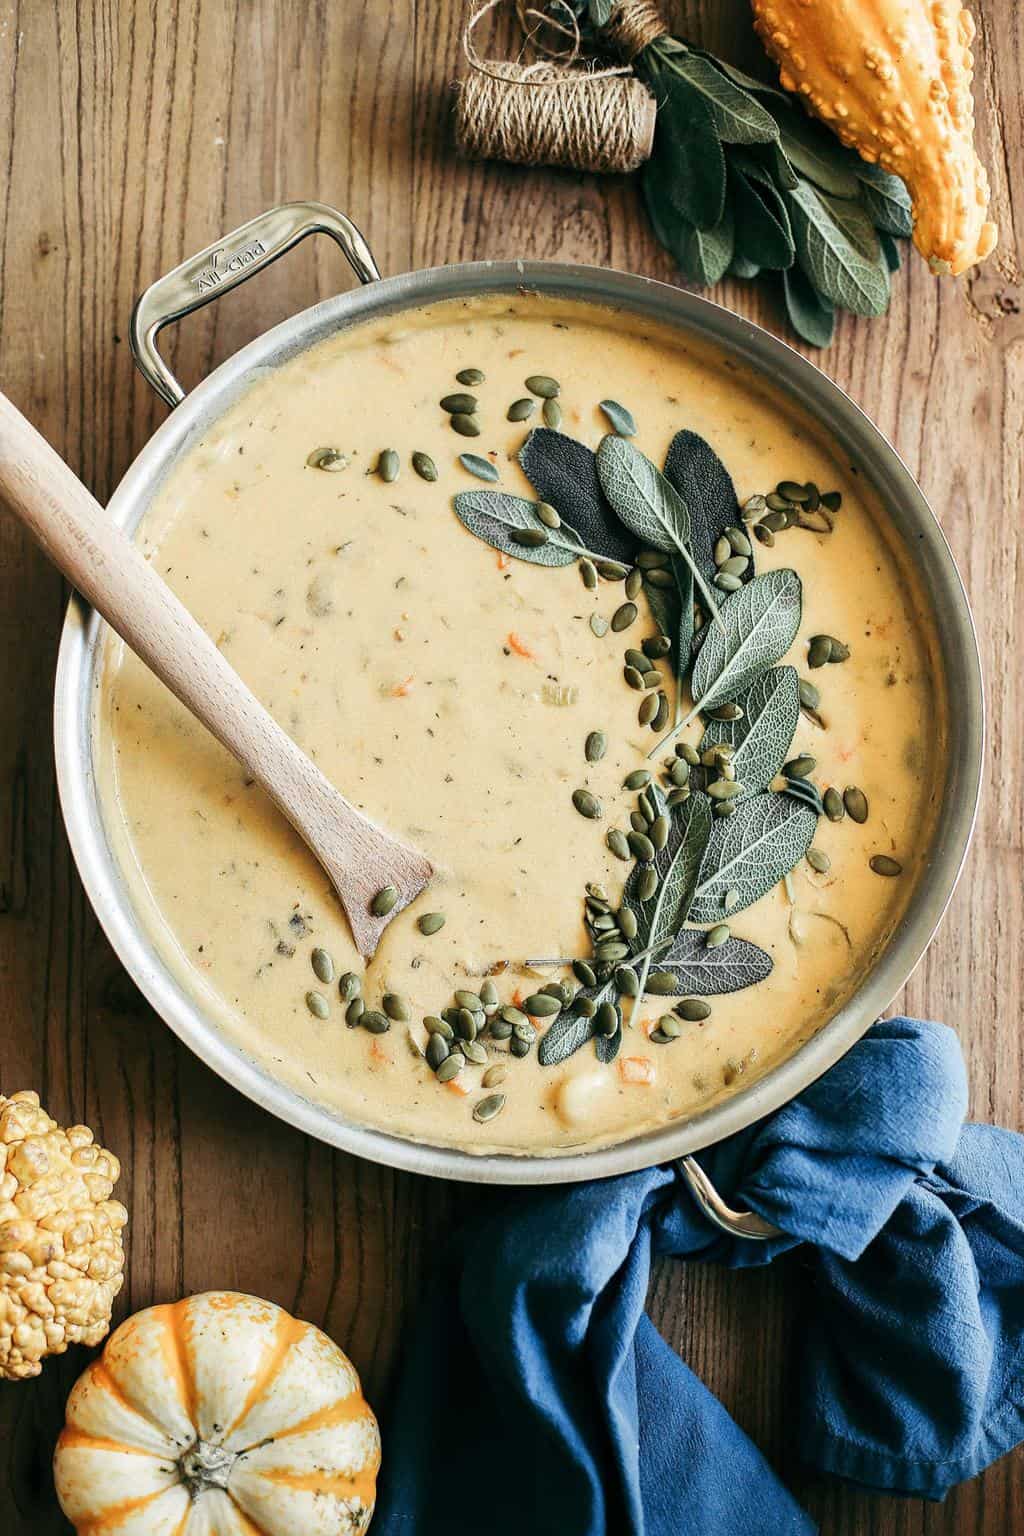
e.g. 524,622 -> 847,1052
454,0 -> 669,175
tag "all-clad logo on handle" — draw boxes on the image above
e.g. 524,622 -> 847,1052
191,240 -> 267,294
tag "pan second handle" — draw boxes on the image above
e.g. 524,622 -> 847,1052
129,201 -> 381,407
677,1155 -> 783,1240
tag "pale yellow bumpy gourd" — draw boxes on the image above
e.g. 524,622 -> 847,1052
53,1291 -> 380,1536
750,0 -> 997,275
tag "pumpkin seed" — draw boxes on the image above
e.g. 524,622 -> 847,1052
648,813 -> 670,852
524,993 -> 561,1017
363,1010 -> 391,1034
622,565 -> 641,598
377,449 -> 400,482
630,810 -> 649,835
451,413 -> 481,437
623,665 -> 646,692
741,494 -> 767,521
370,885 -> 399,916
572,788 -> 603,820
617,906 -> 639,941
473,1092 -> 507,1123
636,866 -> 659,901
844,786 -> 869,823
784,755 -> 816,780
676,998 -> 712,1022
808,635 -> 833,668
599,399 -> 637,436
305,990 -> 329,1019
456,367 -> 485,386
806,847 -> 832,874
306,446 -> 349,472
637,549 -> 669,569
707,779 -> 744,801
598,560 -> 630,580
576,996 -> 598,1019
652,1017 -> 681,1042
666,786 -> 691,808
823,787 -> 845,822
726,527 -> 752,556
311,947 -> 334,985
581,560 -> 600,592
646,971 -> 677,996
826,638 -> 850,663
628,831 -> 656,862
714,572 -> 742,592
766,491 -> 794,512
799,679 -> 821,711
573,959 -> 598,987
595,1000 -> 619,1036
870,854 -> 902,877
714,801 -> 737,819
424,1014 -> 454,1039
542,399 -> 562,429
707,702 -> 743,722
339,971 -> 362,1002
678,742 -> 700,765
642,634 -> 672,658
436,1053 -> 464,1082
512,526 -> 548,547
441,392 -> 478,415
426,1033 -> 450,1070
706,923 -> 731,948
714,535 -> 731,567
821,490 -> 842,512
454,990 -> 482,1011
669,758 -> 691,787
724,888 -> 740,910
489,1017 -> 513,1040
589,610 -> 607,634
412,451 -> 438,482
514,1018 -> 538,1044
719,555 -> 749,578
606,828 -> 631,860
525,374 -> 560,398
595,939 -> 630,962
482,1064 -> 507,1088
777,480 -> 809,503
535,501 -> 561,529
383,993 -> 409,1021
346,997 -> 366,1027
507,397 -> 535,422
480,979 -> 499,1014
623,768 -> 651,790
590,912 -> 618,932
585,730 -> 607,763
500,1005 -> 528,1027
456,1008 -> 478,1041
611,601 -> 638,633
458,452 -> 499,481
510,1035 -> 532,1058
615,965 -> 640,997
462,1039 -> 488,1065
418,911 -> 446,936
651,693 -> 670,733
638,693 -> 658,727
754,524 -> 775,548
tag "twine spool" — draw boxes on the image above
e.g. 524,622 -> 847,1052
454,0 -> 665,175
455,62 -> 656,174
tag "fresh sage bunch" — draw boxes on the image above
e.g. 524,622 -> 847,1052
567,1 -> 912,346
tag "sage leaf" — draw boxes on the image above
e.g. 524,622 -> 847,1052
687,570 -> 802,724
665,50 -> 778,146
856,163 -> 913,238
778,109 -> 861,198
782,266 -> 835,348
662,429 -> 746,591
596,436 -> 722,624
690,793 -> 817,922
668,196 -> 736,286
655,927 -> 774,994
588,0 -> 613,25
787,182 -> 890,317
699,665 -> 800,796
880,232 -> 902,273
518,429 -> 636,563
730,166 -> 795,270
536,1007 -> 595,1067
627,795 -> 712,999
652,67 -> 727,230
710,55 -> 791,111
453,489 -> 583,567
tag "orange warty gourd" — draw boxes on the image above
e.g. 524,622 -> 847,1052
749,0 -> 997,275
53,1291 -> 380,1535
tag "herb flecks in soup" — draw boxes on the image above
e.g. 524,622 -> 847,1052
96,296 -> 943,1154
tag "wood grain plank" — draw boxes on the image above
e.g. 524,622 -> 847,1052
0,2 -> 1020,1533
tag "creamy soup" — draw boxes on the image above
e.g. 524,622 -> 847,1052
95,295 -> 944,1155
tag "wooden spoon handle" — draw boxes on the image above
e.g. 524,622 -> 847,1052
0,391 -> 431,955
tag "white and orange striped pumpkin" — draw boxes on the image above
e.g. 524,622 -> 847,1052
53,1291 -> 380,1535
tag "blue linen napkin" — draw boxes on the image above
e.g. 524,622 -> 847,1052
373,1018 -> 1024,1534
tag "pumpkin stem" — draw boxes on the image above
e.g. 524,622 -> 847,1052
180,1440 -> 236,1498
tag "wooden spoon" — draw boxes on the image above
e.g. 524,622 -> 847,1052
0,392 -> 433,957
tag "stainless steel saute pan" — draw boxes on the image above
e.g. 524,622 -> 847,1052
53,201 -> 983,1191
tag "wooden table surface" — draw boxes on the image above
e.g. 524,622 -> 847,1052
1,1 -> 1021,1529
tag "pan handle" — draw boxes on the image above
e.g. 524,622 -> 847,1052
677,1155 -> 783,1240
129,201 -> 381,408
